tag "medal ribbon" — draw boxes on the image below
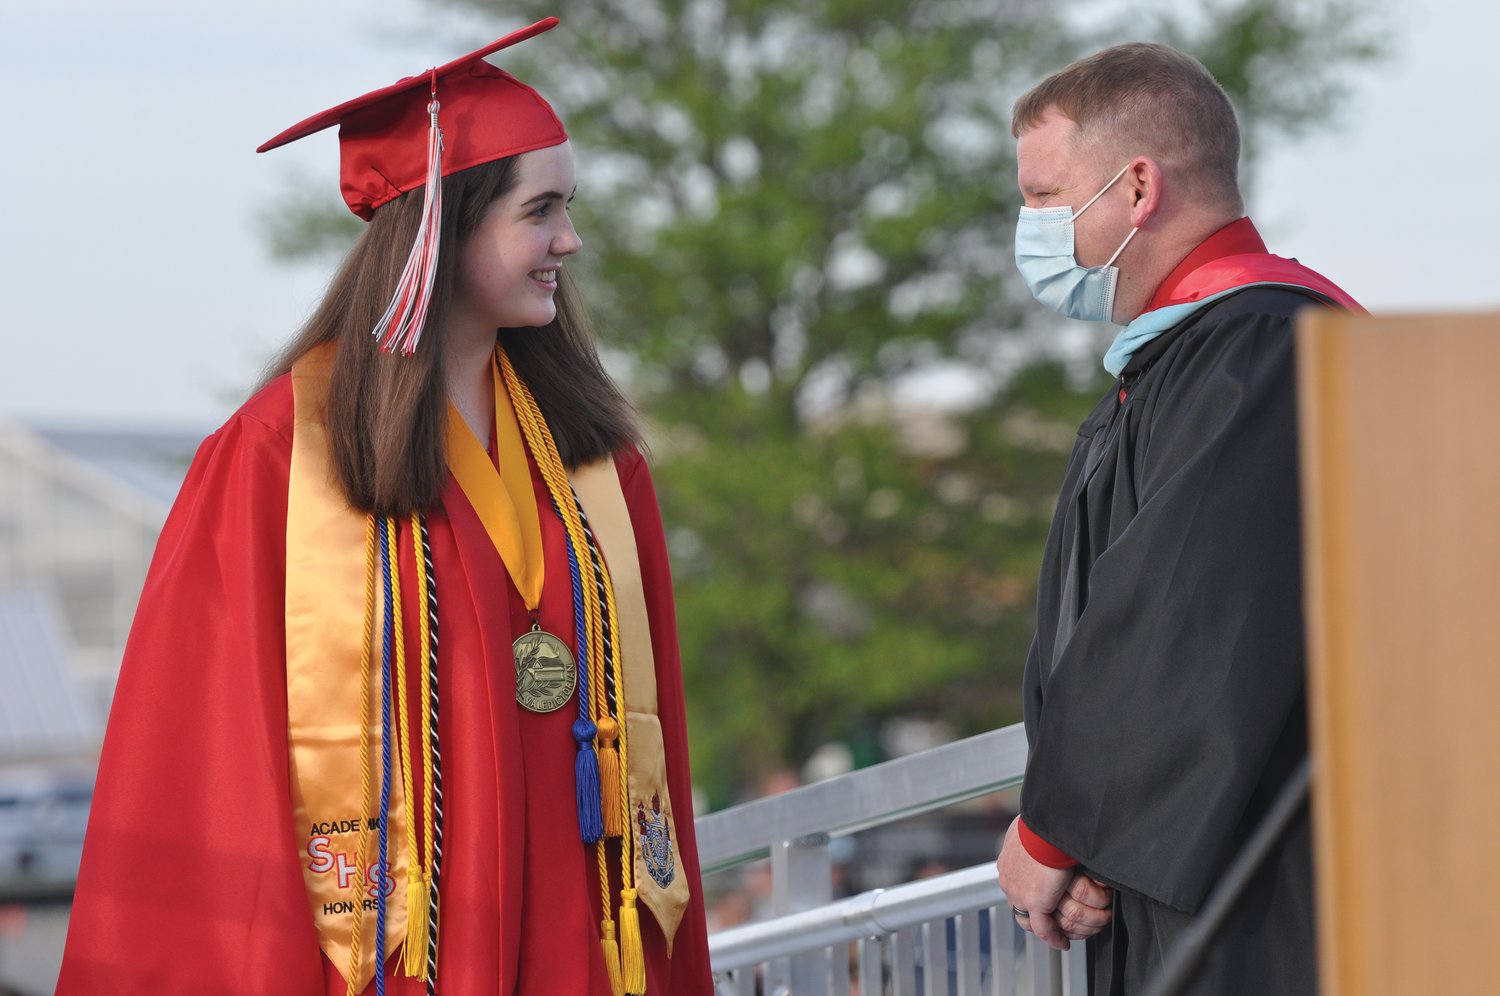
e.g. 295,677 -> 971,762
444,356 -> 544,611
448,353 -> 602,843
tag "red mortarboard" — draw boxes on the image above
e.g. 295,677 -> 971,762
258,17 -> 567,221
257,17 -> 568,354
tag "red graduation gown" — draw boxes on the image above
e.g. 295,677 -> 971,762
57,374 -> 711,995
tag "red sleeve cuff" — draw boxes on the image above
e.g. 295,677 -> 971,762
1018,818 -> 1078,869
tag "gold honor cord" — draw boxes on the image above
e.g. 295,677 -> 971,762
498,348 -> 645,995
343,515 -> 441,990
385,519 -> 432,979
346,516 -> 379,996
411,511 -> 440,982
594,534 -> 645,994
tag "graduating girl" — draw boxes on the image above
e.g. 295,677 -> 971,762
59,18 -> 710,995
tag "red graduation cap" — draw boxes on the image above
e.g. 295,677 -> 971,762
257,17 -> 569,354
258,17 -> 567,221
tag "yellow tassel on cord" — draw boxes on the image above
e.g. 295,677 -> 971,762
601,918 -> 625,996
620,888 -> 646,994
597,717 -> 623,837
403,877 -> 430,977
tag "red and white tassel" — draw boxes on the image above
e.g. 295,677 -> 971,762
373,74 -> 444,356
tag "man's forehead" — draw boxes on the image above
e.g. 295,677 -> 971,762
1018,108 -> 1080,158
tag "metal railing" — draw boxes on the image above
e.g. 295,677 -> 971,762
698,722 -> 1088,995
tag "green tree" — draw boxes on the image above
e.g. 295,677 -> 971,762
267,0 -> 1380,805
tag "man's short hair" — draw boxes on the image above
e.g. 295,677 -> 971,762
1012,43 -> 1242,211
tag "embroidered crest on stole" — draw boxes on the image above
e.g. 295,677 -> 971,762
637,792 -> 675,889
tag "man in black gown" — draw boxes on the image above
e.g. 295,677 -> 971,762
993,43 -> 1361,996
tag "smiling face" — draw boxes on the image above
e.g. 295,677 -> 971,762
452,141 -> 581,335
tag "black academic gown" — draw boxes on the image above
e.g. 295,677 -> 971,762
1020,288 -> 1324,995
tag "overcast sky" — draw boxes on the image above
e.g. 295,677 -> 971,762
3,0 -> 1496,428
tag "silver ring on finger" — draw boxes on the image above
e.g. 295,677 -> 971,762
1011,906 -> 1029,919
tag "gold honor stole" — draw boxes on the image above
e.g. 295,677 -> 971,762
286,346 -> 687,991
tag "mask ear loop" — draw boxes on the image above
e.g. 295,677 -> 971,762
1071,162 -> 1134,221
1073,162 -> 1141,268
1105,226 -> 1140,267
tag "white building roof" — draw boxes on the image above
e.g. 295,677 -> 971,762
0,590 -> 100,759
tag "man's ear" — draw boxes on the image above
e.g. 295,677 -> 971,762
1128,156 -> 1164,229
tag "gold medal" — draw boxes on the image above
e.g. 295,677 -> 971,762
514,625 -> 577,713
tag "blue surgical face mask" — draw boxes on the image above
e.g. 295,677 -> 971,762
1014,163 -> 1139,324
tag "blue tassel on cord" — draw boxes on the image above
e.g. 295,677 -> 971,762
574,716 -> 603,843
563,526 -> 604,842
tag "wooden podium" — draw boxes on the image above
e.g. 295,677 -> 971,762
1297,311 -> 1500,995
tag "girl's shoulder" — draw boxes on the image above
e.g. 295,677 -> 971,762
218,373 -> 297,449
612,442 -> 648,483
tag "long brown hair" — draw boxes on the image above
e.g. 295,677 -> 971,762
262,154 -> 640,516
